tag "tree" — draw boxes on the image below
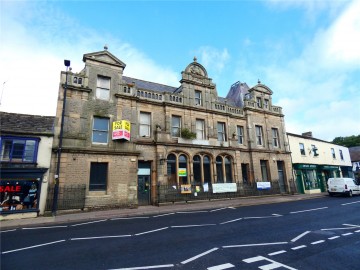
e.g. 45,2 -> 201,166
332,135 -> 360,147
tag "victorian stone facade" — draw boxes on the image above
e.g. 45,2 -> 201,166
50,48 -> 293,209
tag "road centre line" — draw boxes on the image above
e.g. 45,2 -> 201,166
153,213 -> 175,218
220,218 -> 243,225
328,236 -> 340,240
243,215 -> 280,219
111,217 -> 149,221
356,230 -> 360,233
291,231 -> 311,242
22,225 -> 68,230
71,235 -> 132,241
70,219 -> 107,227
311,240 -> 325,245
171,224 -> 216,228
291,245 -> 307,250
181,247 -> 219,264
321,227 -> 358,231
268,250 -> 287,256
110,264 -> 174,269
342,233 -> 353,236
290,207 -> 328,214
343,223 -> 360,228
135,227 -> 168,236
223,242 -> 288,249
176,210 -> 208,214
341,201 -> 360,206
207,263 -> 235,270
2,239 -> 66,254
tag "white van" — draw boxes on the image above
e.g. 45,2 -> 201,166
327,178 -> 360,197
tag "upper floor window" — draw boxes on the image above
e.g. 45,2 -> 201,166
264,99 -> 269,109
311,144 -> 319,156
0,137 -> 39,163
339,149 -> 344,160
96,76 -> 110,100
237,126 -> 244,144
139,112 -> 151,137
217,122 -> 226,142
171,116 -> 181,137
331,148 -> 336,159
256,97 -> 262,108
255,125 -> 263,145
92,117 -> 109,144
272,128 -> 279,147
195,90 -> 202,106
299,143 -> 305,155
196,119 -> 205,140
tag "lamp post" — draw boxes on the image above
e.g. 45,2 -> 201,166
52,59 -> 71,216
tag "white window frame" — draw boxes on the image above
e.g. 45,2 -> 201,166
196,119 -> 205,140
272,128 -> 279,147
237,126 -> 244,144
256,97 -> 262,108
195,90 -> 202,106
139,112 -> 151,137
299,143 -> 305,155
92,117 -> 109,144
171,116 -> 181,137
96,76 -> 110,100
217,122 -> 226,142
255,125 -> 263,146
331,148 -> 336,159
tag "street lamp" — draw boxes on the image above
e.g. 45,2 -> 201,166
52,59 -> 71,216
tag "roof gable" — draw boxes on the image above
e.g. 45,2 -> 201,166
249,83 -> 273,95
83,50 -> 126,69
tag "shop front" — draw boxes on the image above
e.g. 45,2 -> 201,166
294,164 -> 322,194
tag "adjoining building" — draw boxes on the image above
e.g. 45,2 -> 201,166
349,146 -> 360,181
0,112 -> 54,219
287,132 -> 353,194
50,47 -> 294,209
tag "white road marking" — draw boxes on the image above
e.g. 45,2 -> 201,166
243,214 -> 282,219
2,239 -> 66,254
328,236 -> 340,240
228,207 -> 236,209
341,201 -> 360,206
356,230 -> 360,233
321,227 -> 358,231
111,217 -> 149,221
135,227 -> 168,236
153,213 -> 175,218
223,242 -> 288,248
291,231 -> 311,242
0,229 -> 17,233
220,218 -> 242,225
343,223 -> 360,228
22,225 -> 68,230
290,207 -> 328,214
70,219 -> 107,227
177,210 -> 208,214
311,240 -> 325,245
291,245 -> 307,250
181,247 -> 218,264
342,233 -> 353,236
110,264 -> 174,269
71,235 -> 132,240
268,250 -> 287,256
243,256 -> 297,270
207,263 -> 235,270
210,207 -> 228,212
171,224 -> 216,228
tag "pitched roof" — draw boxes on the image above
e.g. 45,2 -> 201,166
0,111 -> 55,136
123,76 -> 178,93
349,146 -> 360,162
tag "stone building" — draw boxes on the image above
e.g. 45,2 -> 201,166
50,48 -> 293,209
287,132 -> 353,194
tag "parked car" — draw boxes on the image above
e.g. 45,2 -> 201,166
327,177 -> 360,197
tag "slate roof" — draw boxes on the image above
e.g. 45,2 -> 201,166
349,146 -> 360,162
123,76 -> 178,93
0,112 -> 55,136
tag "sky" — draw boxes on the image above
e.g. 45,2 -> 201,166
1,0 -> 359,142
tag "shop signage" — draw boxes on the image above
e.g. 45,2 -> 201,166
212,183 -> 237,193
112,120 -> 131,141
181,184 -> 191,194
295,164 -> 317,170
320,165 -> 339,170
0,180 -> 39,212
257,182 -> 271,190
178,168 -> 187,177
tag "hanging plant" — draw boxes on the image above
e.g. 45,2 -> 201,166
181,128 -> 196,140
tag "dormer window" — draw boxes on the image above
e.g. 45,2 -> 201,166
195,90 -> 202,106
96,75 -> 110,100
264,99 -> 269,109
73,77 -> 78,84
78,77 -> 82,85
256,97 -> 262,108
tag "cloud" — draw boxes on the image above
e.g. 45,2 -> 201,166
196,46 -> 230,74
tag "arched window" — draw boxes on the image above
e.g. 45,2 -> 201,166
203,155 -> 211,184
78,78 -> 83,85
225,156 -> 233,183
167,154 -> 176,186
73,77 -> 78,84
216,156 -> 224,183
179,154 -> 188,184
193,155 -> 201,184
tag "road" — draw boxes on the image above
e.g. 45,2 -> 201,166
1,195 -> 360,270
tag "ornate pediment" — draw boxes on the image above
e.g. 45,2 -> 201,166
249,83 -> 273,95
183,57 -> 208,78
83,49 -> 126,69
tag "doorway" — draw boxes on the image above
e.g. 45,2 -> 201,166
277,161 -> 286,193
138,161 -> 151,205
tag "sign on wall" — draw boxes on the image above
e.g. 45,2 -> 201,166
112,120 -> 131,141
181,184 -> 191,194
212,183 -> 237,193
178,168 -> 187,177
257,182 -> 271,190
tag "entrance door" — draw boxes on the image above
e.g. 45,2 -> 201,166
277,161 -> 286,193
137,175 -> 150,205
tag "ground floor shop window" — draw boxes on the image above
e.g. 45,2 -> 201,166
304,170 -> 319,190
89,162 -> 108,191
193,154 -> 212,184
166,153 -> 188,185
216,155 -> 233,183
0,180 -> 39,212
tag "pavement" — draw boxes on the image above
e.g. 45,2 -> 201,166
0,193 -> 327,230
